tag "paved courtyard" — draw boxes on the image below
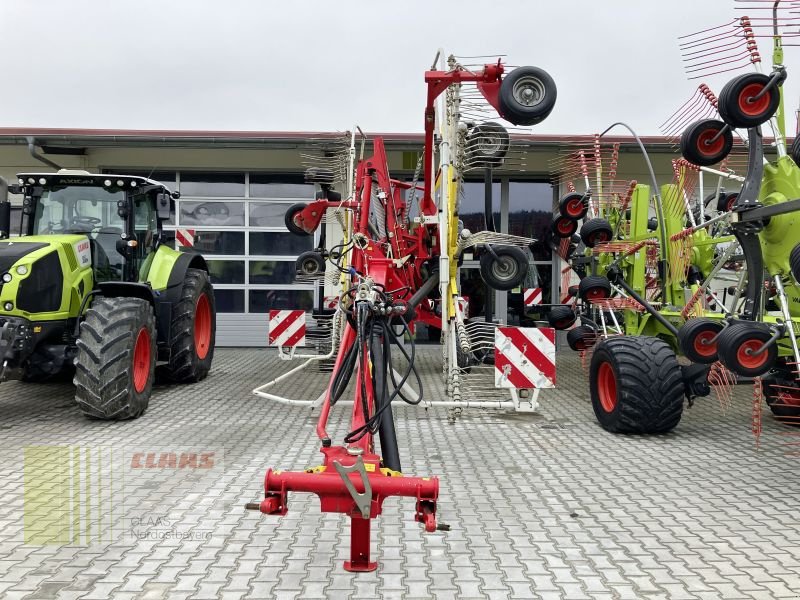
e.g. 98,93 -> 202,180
0,347 -> 799,599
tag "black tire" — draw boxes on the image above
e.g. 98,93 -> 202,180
790,242 -> 800,284
466,122 -> 510,166
551,216 -> 578,238
567,284 -> 579,298
547,305 -> 576,330
580,218 -> 613,248
164,268 -> 216,383
716,322 -> 777,377
590,336 -> 684,434
680,119 -> 733,167
718,72 -> 780,129
498,66 -> 557,126
295,251 -> 325,277
567,325 -> 597,351
763,371 -> 800,422
74,297 -> 156,420
284,203 -> 312,236
717,192 -> 738,212
558,192 -> 588,220
678,318 -> 724,364
578,275 -> 611,303
791,136 -> 800,166
479,246 -> 528,291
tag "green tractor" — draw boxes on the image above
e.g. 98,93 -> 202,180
0,169 -> 216,420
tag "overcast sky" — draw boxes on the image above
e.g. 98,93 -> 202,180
1,0 -> 798,137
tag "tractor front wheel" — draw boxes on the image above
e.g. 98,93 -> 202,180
590,336 -> 684,434
74,297 -> 156,420
165,268 -> 216,383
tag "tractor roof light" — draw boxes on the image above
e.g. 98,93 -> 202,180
116,180 -> 124,187
104,179 -> 112,187
38,178 -> 47,185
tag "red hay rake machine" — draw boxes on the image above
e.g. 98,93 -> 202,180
247,52 -> 557,571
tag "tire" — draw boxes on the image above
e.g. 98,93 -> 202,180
791,136 -> 800,166
498,66 -> 557,126
551,216 -> 578,238
164,268 -> 216,383
790,242 -> 800,284
578,275 -> 611,303
547,305 -> 576,330
716,322 -> 777,377
479,246 -> 528,291
590,336 -> 684,434
718,72 -> 780,129
558,192 -> 588,220
284,203 -> 312,236
763,371 -> 800,422
580,218 -> 613,248
567,284 -> 579,298
466,122 -> 510,166
295,251 -> 325,277
677,318 -> 724,364
567,325 -> 597,351
717,192 -> 738,212
680,119 -> 733,167
74,297 -> 156,420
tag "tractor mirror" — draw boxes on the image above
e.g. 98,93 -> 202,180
156,192 -> 172,220
0,203 -> 10,240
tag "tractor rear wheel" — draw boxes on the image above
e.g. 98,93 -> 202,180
590,336 -> 684,434
165,268 -> 216,383
74,297 -> 156,420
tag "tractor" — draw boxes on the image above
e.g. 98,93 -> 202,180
0,169 -> 216,420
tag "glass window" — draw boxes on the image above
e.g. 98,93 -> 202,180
179,172 -> 245,197
190,231 -> 245,255
248,289 -> 314,313
508,181 -> 554,261
250,174 -> 314,199
32,187 -> 124,235
178,201 -> 245,227
508,262 -> 552,327
214,289 -> 245,313
249,202 -> 293,228
460,181 -> 500,234
249,260 -> 298,285
250,232 -> 312,256
207,260 -> 245,284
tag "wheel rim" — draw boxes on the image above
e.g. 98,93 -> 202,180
589,231 -> 610,245
301,258 -> 320,275
736,339 -> 768,370
555,318 -> 573,329
133,328 -> 152,393
194,293 -> 212,360
597,362 -> 617,413
567,198 -> 584,217
696,128 -> 725,158
512,75 -> 546,107
692,329 -> 718,358
738,83 -> 771,117
726,195 -> 738,211
476,133 -> 501,156
491,256 -> 518,283
557,219 -> 574,235
586,287 -> 607,301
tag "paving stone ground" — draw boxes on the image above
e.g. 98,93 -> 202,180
0,346 -> 799,600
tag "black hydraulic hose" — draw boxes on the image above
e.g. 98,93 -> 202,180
371,324 -> 401,472
407,272 -> 439,311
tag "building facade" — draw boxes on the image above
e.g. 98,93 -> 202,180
0,128 -> 681,346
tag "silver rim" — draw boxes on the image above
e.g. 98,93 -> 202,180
512,75 -> 546,107
491,256 -> 518,282
477,134 -> 501,156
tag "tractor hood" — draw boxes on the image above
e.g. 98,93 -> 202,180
0,241 -> 48,275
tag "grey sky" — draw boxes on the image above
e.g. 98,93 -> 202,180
1,0 -> 797,137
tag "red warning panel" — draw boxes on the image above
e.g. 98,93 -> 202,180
523,288 -> 542,307
494,327 -> 556,389
268,310 -> 306,347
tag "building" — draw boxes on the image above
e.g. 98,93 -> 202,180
0,128 -> 694,346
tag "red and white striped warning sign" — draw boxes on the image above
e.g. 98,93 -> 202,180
175,229 -> 195,248
323,296 -> 339,310
457,296 -> 470,318
268,310 -> 306,347
494,327 -> 556,389
523,288 -> 543,307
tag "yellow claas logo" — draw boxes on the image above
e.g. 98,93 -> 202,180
130,451 -> 215,469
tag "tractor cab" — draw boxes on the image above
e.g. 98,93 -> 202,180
10,170 -> 177,283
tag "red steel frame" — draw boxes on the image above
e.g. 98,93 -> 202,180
252,60 -> 510,572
